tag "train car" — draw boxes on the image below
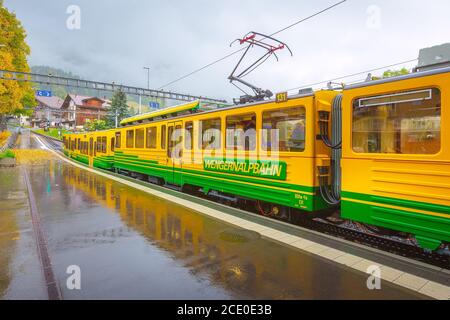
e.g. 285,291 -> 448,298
63,130 -> 115,169
112,90 -> 338,216
340,67 -> 450,250
61,47 -> 450,251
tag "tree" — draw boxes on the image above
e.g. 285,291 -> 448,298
107,90 -> 130,127
0,1 -> 35,131
383,68 -> 410,78
84,119 -> 108,132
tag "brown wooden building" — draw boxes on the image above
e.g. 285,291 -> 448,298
60,94 -> 110,128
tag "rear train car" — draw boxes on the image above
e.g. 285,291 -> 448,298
341,67 -> 450,250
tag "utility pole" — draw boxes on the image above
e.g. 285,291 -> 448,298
143,66 -> 150,89
138,95 -> 142,114
141,66 -> 150,115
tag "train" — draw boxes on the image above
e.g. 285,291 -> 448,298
63,47 -> 450,252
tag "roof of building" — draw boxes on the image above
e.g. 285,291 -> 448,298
35,95 -> 65,109
68,94 -> 110,107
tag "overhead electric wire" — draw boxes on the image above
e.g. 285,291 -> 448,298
158,0 -> 348,90
285,58 -> 418,92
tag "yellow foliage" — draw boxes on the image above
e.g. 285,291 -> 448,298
13,149 -> 56,165
0,130 -> 11,144
0,3 -> 34,116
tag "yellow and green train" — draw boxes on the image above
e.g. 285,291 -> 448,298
63,65 -> 450,251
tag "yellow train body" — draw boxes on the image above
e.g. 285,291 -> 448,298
63,67 -> 450,250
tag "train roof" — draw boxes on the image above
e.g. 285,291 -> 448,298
120,100 -> 231,126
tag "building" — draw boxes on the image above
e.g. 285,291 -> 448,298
60,94 -> 110,129
31,95 -> 65,128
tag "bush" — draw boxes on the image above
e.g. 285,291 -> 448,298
0,149 -> 15,159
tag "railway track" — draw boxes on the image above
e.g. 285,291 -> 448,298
31,131 -> 63,150
35,132 -> 450,270
298,216 -> 450,270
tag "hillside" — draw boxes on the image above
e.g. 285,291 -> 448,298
30,66 -> 166,112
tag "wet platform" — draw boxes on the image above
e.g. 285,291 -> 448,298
0,132 -> 443,299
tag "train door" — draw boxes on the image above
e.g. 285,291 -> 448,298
167,120 -> 183,185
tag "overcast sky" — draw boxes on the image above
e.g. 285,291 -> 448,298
4,0 -> 450,102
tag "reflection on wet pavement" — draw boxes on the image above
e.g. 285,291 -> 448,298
0,133 -> 427,299
0,167 -> 47,299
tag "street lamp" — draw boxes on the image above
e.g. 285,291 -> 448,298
143,66 -> 150,90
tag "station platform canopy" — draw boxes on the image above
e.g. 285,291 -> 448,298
120,100 -> 230,126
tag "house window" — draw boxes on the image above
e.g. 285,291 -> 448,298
146,126 -> 157,149
126,130 -> 134,148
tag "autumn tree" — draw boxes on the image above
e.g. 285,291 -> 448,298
0,0 -> 35,131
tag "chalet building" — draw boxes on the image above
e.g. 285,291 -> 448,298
60,94 -> 110,129
31,95 -> 65,128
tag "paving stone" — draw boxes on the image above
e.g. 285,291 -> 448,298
334,254 -> 365,267
418,281 -> 450,300
394,273 -> 429,291
379,265 -> 404,282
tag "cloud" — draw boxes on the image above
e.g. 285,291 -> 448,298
4,0 -> 450,102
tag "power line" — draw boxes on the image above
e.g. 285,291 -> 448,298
158,0 -> 348,90
269,0 -> 347,37
285,58 -> 418,92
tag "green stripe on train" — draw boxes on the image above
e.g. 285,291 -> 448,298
65,151 -> 329,211
70,153 -> 89,165
93,155 -> 114,170
113,152 -> 312,193
113,152 -> 329,211
341,191 -> 450,250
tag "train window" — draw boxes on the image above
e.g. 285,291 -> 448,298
111,137 -> 115,152
146,126 -> 157,149
96,137 -> 101,152
115,132 -> 121,148
161,125 -> 166,149
126,130 -> 134,148
135,129 -> 144,148
184,122 -> 193,150
89,138 -> 93,156
352,88 -> 441,154
262,107 -> 306,152
226,113 -> 256,151
199,118 -> 221,150
102,136 -> 107,153
168,124 -> 183,158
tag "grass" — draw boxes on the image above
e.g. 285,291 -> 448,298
0,149 -> 15,159
34,128 -> 69,140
